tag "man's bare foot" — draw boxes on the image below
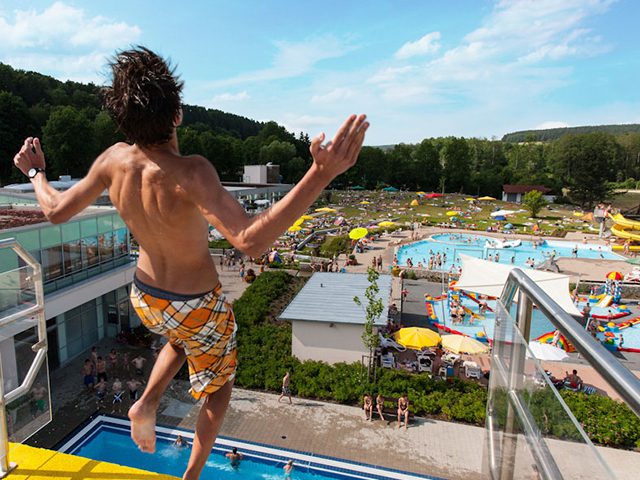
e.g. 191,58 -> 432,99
128,399 -> 157,453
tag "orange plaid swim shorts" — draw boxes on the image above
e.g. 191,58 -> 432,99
130,275 -> 237,400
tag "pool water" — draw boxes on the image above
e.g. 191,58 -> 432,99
397,233 -> 622,271
431,295 -> 640,349
60,416 -> 435,480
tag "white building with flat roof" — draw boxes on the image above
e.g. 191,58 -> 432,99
279,272 -> 392,364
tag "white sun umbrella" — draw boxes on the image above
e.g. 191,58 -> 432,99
490,210 -> 516,217
527,341 -> 569,361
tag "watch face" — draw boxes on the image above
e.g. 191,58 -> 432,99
28,168 -> 37,178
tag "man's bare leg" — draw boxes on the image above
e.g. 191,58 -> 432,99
128,342 -> 186,453
183,379 -> 233,480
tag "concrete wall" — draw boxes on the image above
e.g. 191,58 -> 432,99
292,320 -> 368,364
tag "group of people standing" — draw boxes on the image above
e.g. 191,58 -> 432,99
81,346 -> 148,413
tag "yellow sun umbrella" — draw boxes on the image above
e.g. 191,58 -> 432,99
410,199 -> 419,206
416,191 -> 426,195
394,327 -> 441,350
478,196 -> 496,201
360,200 -> 371,205
300,215 -> 314,220
315,207 -> 337,213
348,227 -> 368,240
465,197 -> 476,201
288,225 -> 302,232
441,334 -> 489,354
377,221 -> 395,227
293,218 -> 305,227
573,212 -> 583,217
446,211 -> 458,216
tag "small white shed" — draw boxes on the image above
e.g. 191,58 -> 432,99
279,272 -> 391,364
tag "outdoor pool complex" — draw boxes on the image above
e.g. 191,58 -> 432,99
59,416 -> 437,480
397,233 -> 622,271
431,294 -> 640,350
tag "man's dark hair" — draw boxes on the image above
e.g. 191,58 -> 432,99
103,46 -> 183,146
232,447 -> 237,454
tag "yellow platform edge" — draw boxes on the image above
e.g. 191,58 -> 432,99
8,442 -> 179,479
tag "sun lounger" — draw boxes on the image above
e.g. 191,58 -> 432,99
381,353 -> 396,369
463,360 -> 482,379
379,333 -> 407,352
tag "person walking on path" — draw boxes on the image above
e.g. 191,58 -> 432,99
13,47 -> 367,480
278,371 -> 292,404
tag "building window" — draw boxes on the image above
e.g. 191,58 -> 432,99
41,245 -> 63,281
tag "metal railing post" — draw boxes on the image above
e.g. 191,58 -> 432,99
0,238 -> 49,476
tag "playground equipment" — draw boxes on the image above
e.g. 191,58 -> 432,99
535,330 -> 576,352
605,271 -> 623,304
610,213 -> 640,242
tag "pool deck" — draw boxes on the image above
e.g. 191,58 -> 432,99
8,442 -> 178,479
348,226 -> 635,283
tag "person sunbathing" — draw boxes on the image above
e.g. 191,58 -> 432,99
564,369 -> 583,390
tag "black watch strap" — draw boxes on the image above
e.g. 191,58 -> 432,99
28,167 -> 46,179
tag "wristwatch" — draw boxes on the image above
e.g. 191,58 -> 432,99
27,167 -> 45,179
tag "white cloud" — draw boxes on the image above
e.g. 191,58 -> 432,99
394,32 -> 441,59
206,35 -> 357,89
311,88 -> 354,104
534,121 -> 570,130
0,2 -> 141,82
211,91 -> 250,103
368,0 -> 613,106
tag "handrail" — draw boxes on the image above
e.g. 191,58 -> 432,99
502,269 -> 640,418
0,237 -> 48,477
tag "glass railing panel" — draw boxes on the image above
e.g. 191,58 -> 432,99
2,321 -> 51,443
0,266 -> 37,317
486,302 -> 615,480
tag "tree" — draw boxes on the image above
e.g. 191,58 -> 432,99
353,268 -> 384,381
441,137 -> 471,193
549,133 -> 621,207
42,106 -> 95,177
0,91 -> 32,184
522,190 -> 548,218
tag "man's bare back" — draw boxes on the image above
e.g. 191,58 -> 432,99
102,142 -> 219,293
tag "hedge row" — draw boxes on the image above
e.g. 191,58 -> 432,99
232,272 -> 640,448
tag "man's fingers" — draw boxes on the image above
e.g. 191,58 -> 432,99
309,132 -> 325,157
339,115 -> 367,155
33,137 -> 44,158
331,114 -> 356,148
344,122 -> 369,165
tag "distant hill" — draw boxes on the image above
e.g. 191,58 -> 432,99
502,124 -> 640,143
0,62 -> 263,140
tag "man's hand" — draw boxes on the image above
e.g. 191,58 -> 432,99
309,114 -> 369,182
14,137 -> 46,177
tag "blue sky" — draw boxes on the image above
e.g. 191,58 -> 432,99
0,0 -> 638,144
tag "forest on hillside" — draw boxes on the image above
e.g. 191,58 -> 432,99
1,62 -> 640,207
503,124 -> 640,143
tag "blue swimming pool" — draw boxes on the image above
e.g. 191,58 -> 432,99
58,416 -> 437,480
397,233 -> 622,271
430,294 -> 640,350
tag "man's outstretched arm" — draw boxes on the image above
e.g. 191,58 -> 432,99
13,137 -> 108,224
192,114 -> 369,257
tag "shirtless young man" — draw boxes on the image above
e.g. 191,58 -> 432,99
13,47 -> 368,480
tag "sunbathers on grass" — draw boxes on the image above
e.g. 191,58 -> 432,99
130,275 -> 237,400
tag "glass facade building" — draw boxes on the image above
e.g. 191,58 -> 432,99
0,210 -> 137,369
